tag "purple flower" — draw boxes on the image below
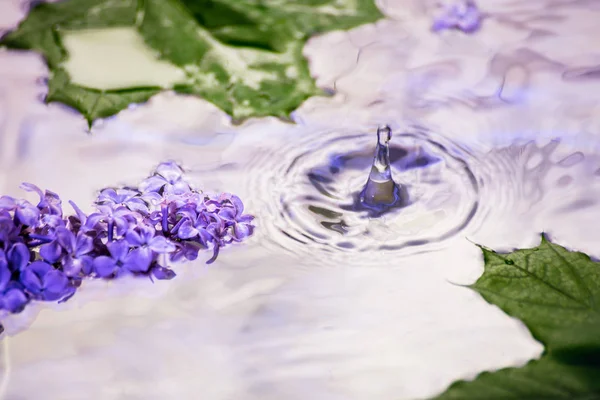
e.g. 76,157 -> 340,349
0,196 -> 40,226
139,161 -> 191,195
20,183 -> 63,217
123,224 -> 176,273
96,188 -> 149,213
40,227 -> 94,276
150,265 -> 176,280
0,211 -> 21,247
0,160 -> 255,325
177,211 -> 215,245
20,261 -> 73,301
217,195 -> 255,242
1,283 -> 29,313
93,240 -> 155,276
432,1 -> 481,33
86,205 -> 140,240
126,225 -> 176,254
7,243 -> 30,272
0,251 -> 10,292
170,241 -> 202,262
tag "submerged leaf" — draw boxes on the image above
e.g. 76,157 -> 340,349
433,234 -> 600,399
0,0 -> 383,126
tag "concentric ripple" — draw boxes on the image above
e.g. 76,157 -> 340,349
250,126 -> 481,260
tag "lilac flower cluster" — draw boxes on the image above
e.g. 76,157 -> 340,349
432,1 -> 481,33
0,161 -> 254,333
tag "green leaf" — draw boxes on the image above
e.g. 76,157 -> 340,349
434,357 -> 600,400
47,69 -> 161,123
433,235 -> 600,399
1,0 -> 383,126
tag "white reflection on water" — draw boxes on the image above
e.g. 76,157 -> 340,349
2,0 -> 600,399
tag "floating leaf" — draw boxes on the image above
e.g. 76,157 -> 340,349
0,0 -> 383,126
433,234 -> 600,399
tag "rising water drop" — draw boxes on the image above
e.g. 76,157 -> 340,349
359,125 -> 408,214
256,126 -> 479,258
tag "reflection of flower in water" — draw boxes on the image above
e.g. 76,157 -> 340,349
432,1 -> 482,33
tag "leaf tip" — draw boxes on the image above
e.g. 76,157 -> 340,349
540,231 -> 552,244
465,236 -> 491,253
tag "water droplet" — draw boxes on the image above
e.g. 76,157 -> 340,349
377,124 -> 392,145
359,125 -> 407,212
247,127 -> 480,262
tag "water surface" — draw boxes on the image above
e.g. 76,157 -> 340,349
2,0 -> 600,399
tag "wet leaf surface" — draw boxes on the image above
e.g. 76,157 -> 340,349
0,0 -> 383,126
434,235 -> 600,399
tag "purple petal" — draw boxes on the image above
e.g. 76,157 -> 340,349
123,247 -> 153,272
125,230 -> 145,247
140,191 -> 162,204
146,210 -> 163,225
0,196 -> 16,210
198,228 -> 214,246
148,236 -> 176,253
0,250 -> 7,272
177,220 -> 198,239
97,188 -> 118,203
16,201 -> 40,226
80,255 -> 94,276
0,263 -> 10,292
44,190 -> 63,216
85,212 -> 104,229
75,233 -> 94,256
62,257 -> 79,277
69,200 -> 88,223
1,288 -> 29,313
151,265 -> 176,280
97,204 -> 117,217
28,260 -> 53,276
117,188 -> 139,200
42,269 -> 70,300
93,256 -> 118,278
19,183 -> 44,206
107,240 -> 129,261
114,206 -> 137,219
8,243 -> 31,271
230,195 -> 244,217
20,263 -> 47,293
114,217 -> 133,236
170,242 -> 200,262
126,198 -> 149,213
170,180 -> 191,194
63,255 -> 93,277
57,286 -> 77,304
40,241 -> 62,263
206,245 -> 220,264
155,161 -> 184,183
232,223 -> 254,241
139,176 -> 167,193
138,223 -> 155,243
56,227 -> 76,252
176,208 -> 197,222
42,214 -> 65,229
238,214 -> 254,223
218,208 -> 236,221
